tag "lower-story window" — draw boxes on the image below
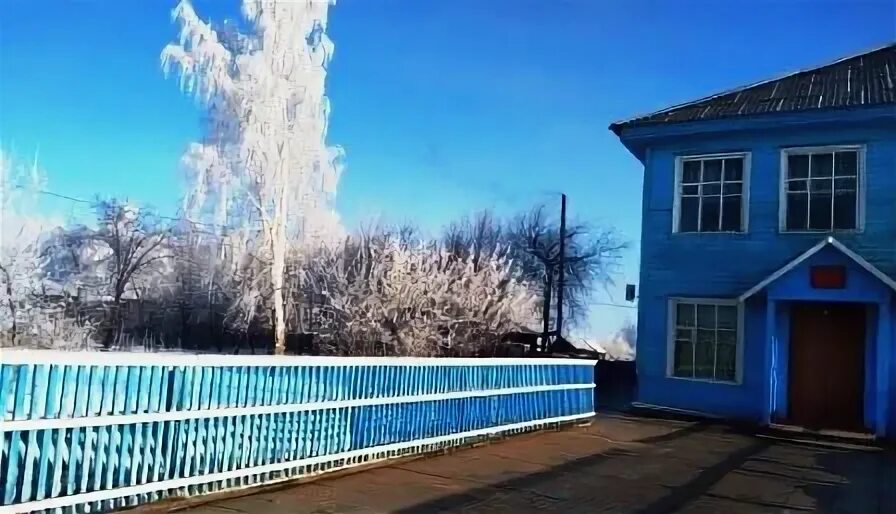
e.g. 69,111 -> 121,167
669,299 -> 740,382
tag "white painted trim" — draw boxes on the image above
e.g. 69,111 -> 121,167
666,297 -> 744,385
778,145 -> 866,233
738,236 -> 896,302
672,157 -> 682,233
859,146 -> 867,232
0,411 -> 595,514
779,144 -> 866,156
0,351 -> 596,368
743,152 -> 753,233
740,238 -> 829,301
672,152 -> 750,234
778,148 -> 788,231
0,383 -> 595,433
666,298 -> 740,307
736,298 -> 746,384
828,238 -> 896,292
665,299 -> 676,378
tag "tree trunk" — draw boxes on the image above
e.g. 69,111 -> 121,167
208,297 -> 215,351
180,301 -> 192,350
270,142 -> 290,355
271,228 -> 287,355
104,297 -> 123,349
1,265 -> 16,346
540,270 -> 553,353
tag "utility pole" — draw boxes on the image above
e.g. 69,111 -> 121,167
554,193 -> 567,352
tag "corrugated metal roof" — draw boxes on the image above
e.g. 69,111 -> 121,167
610,43 -> 896,134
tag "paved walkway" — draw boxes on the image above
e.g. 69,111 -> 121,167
172,413 -> 895,514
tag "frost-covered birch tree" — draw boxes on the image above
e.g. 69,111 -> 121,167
162,0 -> 343,353
0,150 -> 49,345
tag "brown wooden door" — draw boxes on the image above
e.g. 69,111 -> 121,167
788,303 -> 865,431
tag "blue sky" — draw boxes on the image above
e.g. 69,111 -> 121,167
1,0 -> 894,339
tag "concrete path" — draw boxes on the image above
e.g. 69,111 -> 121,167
170,413 -> 895,513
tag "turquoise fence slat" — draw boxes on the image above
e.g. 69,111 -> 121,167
0,352 -> 596,513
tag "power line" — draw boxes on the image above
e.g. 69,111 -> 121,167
34,188 -> 91,204
589,301 -> 638,310
13,183 -> 233,231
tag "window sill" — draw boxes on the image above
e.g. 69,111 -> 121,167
778,229 -> 863,235
666,374 -> 742,386
672,230 -> 750,235
670,231 -> 752,239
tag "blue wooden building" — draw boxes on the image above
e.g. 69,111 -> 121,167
611,44 -> 896,437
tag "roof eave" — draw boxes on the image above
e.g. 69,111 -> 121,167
608,122 -> 624,137
608,126 -> 649,163
610,42 -> 896,133
613,104 -> 896,144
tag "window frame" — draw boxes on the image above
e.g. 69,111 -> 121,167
778,145 -> 866,233
666,297 -> 744,385
672,152 -> 751,234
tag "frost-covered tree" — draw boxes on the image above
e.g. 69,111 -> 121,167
0,149 -> 97,349
442,210 -> 504,272
441,207 -> 628,347
306,227 -> 538,356
0,150 -> 49,345
162,0 -> 344,353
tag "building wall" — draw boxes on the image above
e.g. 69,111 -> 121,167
636,295 -> 768,420
632,115 -> 896,425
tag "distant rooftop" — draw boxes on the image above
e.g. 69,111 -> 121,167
610,43 -> 896,134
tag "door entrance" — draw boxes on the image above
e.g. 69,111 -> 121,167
788,302 -> 866,431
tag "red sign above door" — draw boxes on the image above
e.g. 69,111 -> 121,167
810,265 -> 847,289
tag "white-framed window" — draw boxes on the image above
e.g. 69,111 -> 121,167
674,153 -> 750,233
667,298 -> 742,383
780,146 -> 864,232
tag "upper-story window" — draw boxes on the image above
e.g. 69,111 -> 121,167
781,146 -> 863,232
674,153 -> 749,233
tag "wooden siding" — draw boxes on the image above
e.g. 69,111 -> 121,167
640,123 -> 896,295
632,117 -> 896,422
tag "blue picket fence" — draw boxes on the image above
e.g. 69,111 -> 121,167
0,351 -> 596,513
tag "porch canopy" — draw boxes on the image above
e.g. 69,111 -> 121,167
739,236 -> 896,303
738,236 -> 896,437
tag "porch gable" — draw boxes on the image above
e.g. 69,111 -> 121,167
739,237 -> 896,303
